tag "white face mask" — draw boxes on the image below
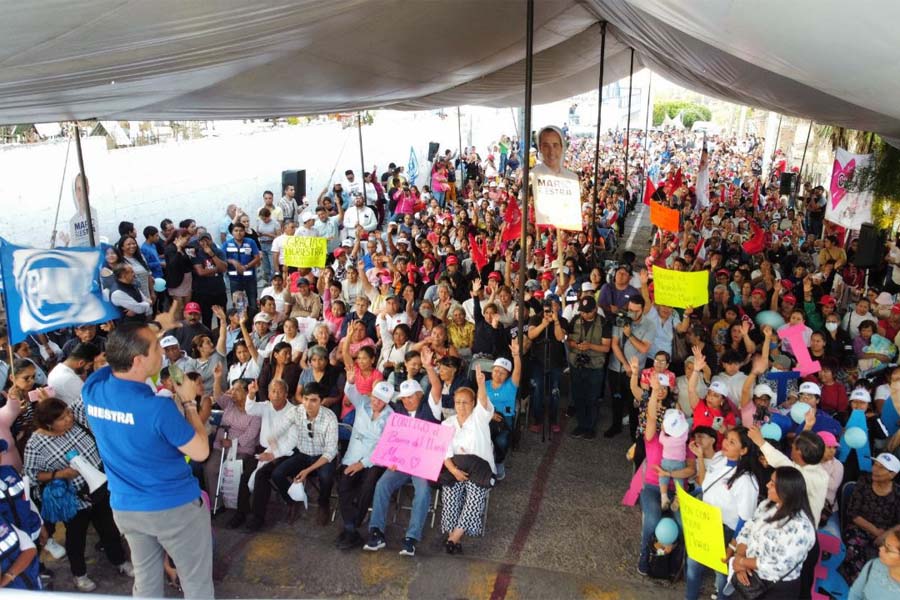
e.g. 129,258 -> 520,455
825,322 -> 839,332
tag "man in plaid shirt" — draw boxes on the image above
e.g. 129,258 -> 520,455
268,382 -> 339,526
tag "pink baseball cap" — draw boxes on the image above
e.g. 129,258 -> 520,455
817,431 -> 838,448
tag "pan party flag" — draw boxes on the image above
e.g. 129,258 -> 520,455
0,238 -> 119,343
652,267 -> 709,309
283,237 -> 327,268
650,201 -> 680,233
675,485 -> 728,575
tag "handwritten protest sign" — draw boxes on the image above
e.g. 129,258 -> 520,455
533,173 -> 582,231
675,484 -> 728,574
283,237 -> 327,268
652,267 -> 709,309
650,201 -> 680,233
370,413 -> 454,481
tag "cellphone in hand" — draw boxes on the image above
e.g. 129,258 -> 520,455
28,386 -> 55,403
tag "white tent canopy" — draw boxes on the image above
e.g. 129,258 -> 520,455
2,0 -> 899,143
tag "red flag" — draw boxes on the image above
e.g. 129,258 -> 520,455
742,221 -> 766,255
501,199 -> 523,242
545,231 -> 555,261
672,168 -> 683,191
752,180 -> 760,210
693,234 -> 705,257
469,234 -> 488,272
643,176 -> 656,206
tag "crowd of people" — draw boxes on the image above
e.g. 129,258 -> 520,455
0,121 -> 899,599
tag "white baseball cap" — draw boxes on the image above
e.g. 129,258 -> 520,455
581,282 -> 595,292
657,373 -> 671,388
662,409 -> 689,438
849,388 -> 872,404
371,381 -> 395,403
160,335 -> 179,348
493,357 -> 513,373
799,382 -> 822,396
398,380 -> 423,398
753,384 -> 776,400
874,453 -> 900,474
708,381 -> 730,398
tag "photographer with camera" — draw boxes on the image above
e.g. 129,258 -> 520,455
606,295 -> 655,438
566,296 -> 611,439
527,297 -> 569,433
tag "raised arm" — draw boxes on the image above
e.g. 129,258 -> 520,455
239,316 -> 259,363
213,305 -> 228,356
421,346 -> 442,405
688,347 -> 707,410
510,338 -> 522,387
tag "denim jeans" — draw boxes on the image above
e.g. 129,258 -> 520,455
259,241 -> 273,281
638,483 -> 663,574
369,470 -> 432,542
528,361 -> 562,425
571,366 -> 604,432
271,452 -> 336,508
681,519 -> 733,600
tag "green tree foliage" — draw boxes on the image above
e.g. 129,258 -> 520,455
652,101 -> 712,129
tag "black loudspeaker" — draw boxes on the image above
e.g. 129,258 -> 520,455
281,170 -> 306,200
854,222 -> 882,268
779,172 -> 795,195
427,142 -> 440,162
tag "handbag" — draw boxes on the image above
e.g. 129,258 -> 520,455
219,445 -> 243,510
41,480 -> 79,523
732,556 -> 805,600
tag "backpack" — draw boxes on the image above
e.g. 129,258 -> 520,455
646,534 -> 685,583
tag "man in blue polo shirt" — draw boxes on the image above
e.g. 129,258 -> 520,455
224,222 -> 261,315
82,318 -> 212,599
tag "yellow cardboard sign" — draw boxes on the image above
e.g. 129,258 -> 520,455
652,267 -> 709,309
283,237 -> 327,268
675,484 -> 728,574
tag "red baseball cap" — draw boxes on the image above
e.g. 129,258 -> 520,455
751,288 -> 767,298
540,271 -> 554,281
533,290 -> 545,300
891,304 -> 900,315
782,294 -> 797,304
333,248 -> 346,258
185,302 -> 201,314
781,280 -> 794,291
819,295 -> 837,306
446,255 -> 459,266
488,271 -> 503,281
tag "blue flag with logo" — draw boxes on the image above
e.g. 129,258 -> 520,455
0,238 -> 119,343
408,145 -> 419,186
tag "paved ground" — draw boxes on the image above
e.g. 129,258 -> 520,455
44,204 -> 687,599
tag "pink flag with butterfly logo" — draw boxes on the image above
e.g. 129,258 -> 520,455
826,148 -> 873,230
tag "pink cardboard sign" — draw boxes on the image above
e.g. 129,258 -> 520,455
779,323 -> 821,377
370,413 -> 454,481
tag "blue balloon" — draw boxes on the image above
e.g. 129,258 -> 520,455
755,310 -> 785,330
844,427 -> 868,449
153,279 -> 167,292
790,402 -> 811,424
761,422 -> 782,441
655,517 -> 679,545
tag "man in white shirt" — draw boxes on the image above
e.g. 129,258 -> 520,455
271,221 -> 296,279
342,193 -> 378,237
296,211 -> 318,238
47,343 -> 101,406
313,205 -> 341,253
242,379 -> 298,531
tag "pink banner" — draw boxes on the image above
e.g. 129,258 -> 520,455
370,413 -> 454,481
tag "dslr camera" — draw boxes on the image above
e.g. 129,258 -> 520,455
615,311 -> 632,328
575,352 -> 592,368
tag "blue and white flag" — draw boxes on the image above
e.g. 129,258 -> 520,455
408,145 -> 419,186
0,238 -> 119,343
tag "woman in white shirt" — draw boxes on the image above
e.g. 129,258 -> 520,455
731,466 -> 817,598
440,369 -> 495,555
685,426 -> 762,600
260,317 -> 308,362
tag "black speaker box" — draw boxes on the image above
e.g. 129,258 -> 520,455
281,170 -> 307,201
427,142 -> 440,162
779,172 -> 795,195
853,222 -> 882,268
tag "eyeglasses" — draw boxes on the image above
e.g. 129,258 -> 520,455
306,422 -> 313,439
654,359 -> 669,365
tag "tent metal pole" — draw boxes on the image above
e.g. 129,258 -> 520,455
590,21 -> 607,269
623,48 -> 634,205
797,120 -> 814,196
73,123 -> 96,247
357,112 -> 366,200
457,106 -> 464,180
642,71 -> 653,201
517,0 -> 534,382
